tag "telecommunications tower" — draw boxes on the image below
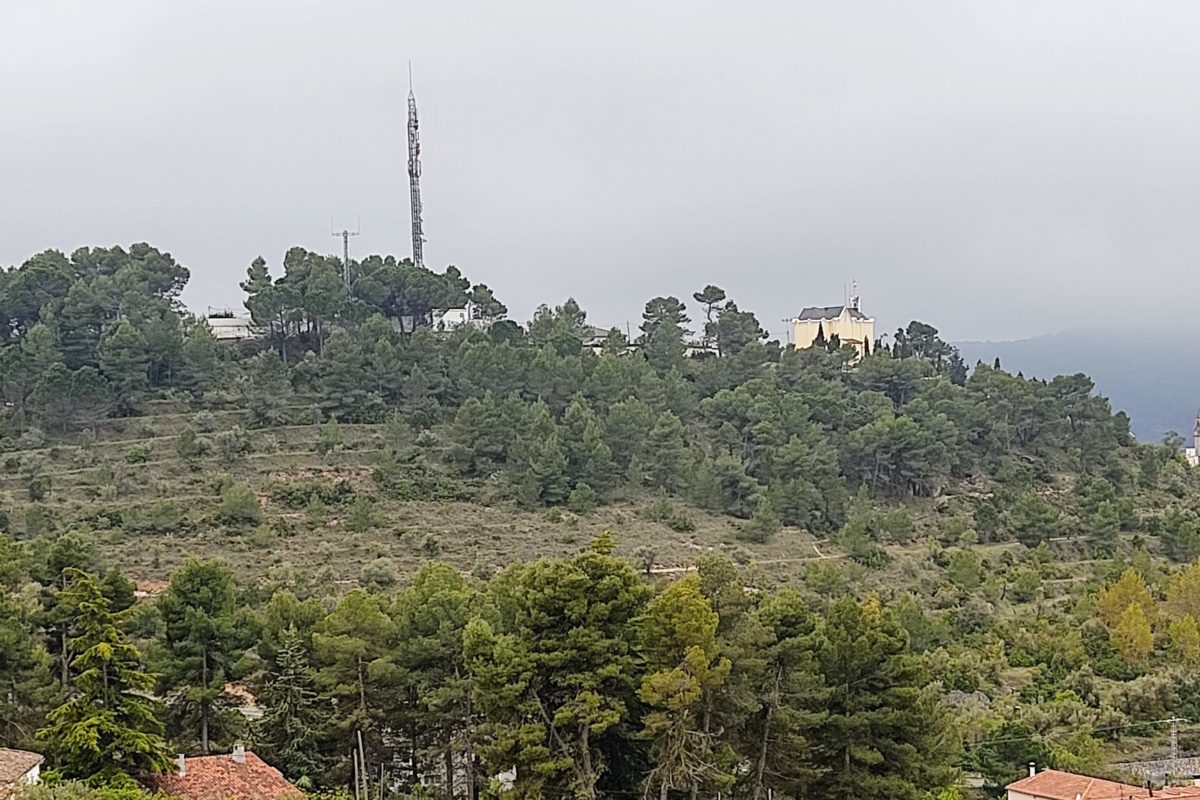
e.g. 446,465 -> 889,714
407,64 -> 425,268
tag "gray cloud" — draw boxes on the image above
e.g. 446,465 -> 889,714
4,0 -> 1199,341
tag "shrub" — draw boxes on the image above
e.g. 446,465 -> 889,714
23,505 -> 50,537
420,533 -> 441,557
124,447 -> 149,464
645,496 -> 674,522
346,496 -> 378,533
194,410 -> 218,433
316,420 -> 344,456
666,512 -> 696,533
634,545 -> 656,575
27,473 -> 51,502
176,428 -> 205,459
738,498 -> 781,543
567,483 -> 599,514
213,426 -> 251,463
216,483 -> 263,525
362,558 -> 399,589
271,479 -> 356,510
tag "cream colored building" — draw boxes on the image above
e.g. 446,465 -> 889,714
789,291 -> 875,357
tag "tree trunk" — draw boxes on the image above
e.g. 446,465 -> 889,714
579,725 -> 595,800
443,728 -> 454,800
464,676 -> 476,800
201,648 -> 211,753
60,629 -> 69,687
751,669 -> 781,800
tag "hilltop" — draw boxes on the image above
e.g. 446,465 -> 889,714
5,243 -> 1200,798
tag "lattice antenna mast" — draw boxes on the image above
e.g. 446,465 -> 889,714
407,63 -> 425,268
331,218 -> 360,284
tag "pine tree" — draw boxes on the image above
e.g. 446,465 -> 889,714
465,535 -> 649,800
810,596 -> 954,800
525,435 -> 570,506
180,323 -> 220,397
744,589 -> 827,800
38,568 -> 171,779
157,559 -> 246,753
638,575 -> 733,800
98,319 -> 149,415
633,412 -> 691,494
256,627 -> 326,782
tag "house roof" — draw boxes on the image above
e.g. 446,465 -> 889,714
0,748 -> 43,787
795,305 -> 871,321
142,751 -> 302,800
1007,769 -> 1200,800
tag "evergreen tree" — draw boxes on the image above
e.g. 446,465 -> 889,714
638,575 -> 733,800
632,412 -> 691,494
391,563 -> 479,800
256,627 -> 327,782
742,589 -> 827,800
98,319 -> 149,415
157,560 -> 247,753
524,435 -> 570,506
466,535 -> 649,800
38,569 -> 171,779
179,323 -> 220,397
810,596 -> 954,800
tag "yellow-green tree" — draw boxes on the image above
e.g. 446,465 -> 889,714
1095,569 -> 1155,628
1113,603 -> 1154,664
638,574 -> 733,800
1166,561 -> 1200,621
1168,615 -> 1200,667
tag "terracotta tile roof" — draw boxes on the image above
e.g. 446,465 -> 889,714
1008,769 -> 1200,800
0,748 -> 43,798
142,751 -> 302,800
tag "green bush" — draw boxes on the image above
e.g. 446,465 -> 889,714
216,483 -> 263,526
666,512 -> 696,533
271,479 -> 356,510
567,483 -> 599,514
124,447 -> 149,464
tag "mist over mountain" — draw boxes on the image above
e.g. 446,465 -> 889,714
957,329 -> 1200,444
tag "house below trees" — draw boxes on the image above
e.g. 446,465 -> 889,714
141,746 -> 302,800
1007,766 -> 1200,800
0,748 -> 43,800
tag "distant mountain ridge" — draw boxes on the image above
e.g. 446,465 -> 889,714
956,329 -> 1200,444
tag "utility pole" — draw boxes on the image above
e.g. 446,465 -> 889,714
407,62 -> 425,268
331,219 -> 360,284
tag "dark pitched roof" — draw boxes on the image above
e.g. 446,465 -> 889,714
1006,769 -> 1200,800
142,752 -> 302,800
795,305 -> 870,321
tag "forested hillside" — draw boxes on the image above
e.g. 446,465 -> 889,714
4,244 -> 1200,800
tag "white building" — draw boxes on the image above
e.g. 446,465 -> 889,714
205,309 -> 258,341
1188,411 -> 1200,467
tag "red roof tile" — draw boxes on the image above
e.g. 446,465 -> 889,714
1008,769 -> 1200,800
142,751 -> 302,800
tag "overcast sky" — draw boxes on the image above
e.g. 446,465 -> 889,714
4,1 -> 1199,341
